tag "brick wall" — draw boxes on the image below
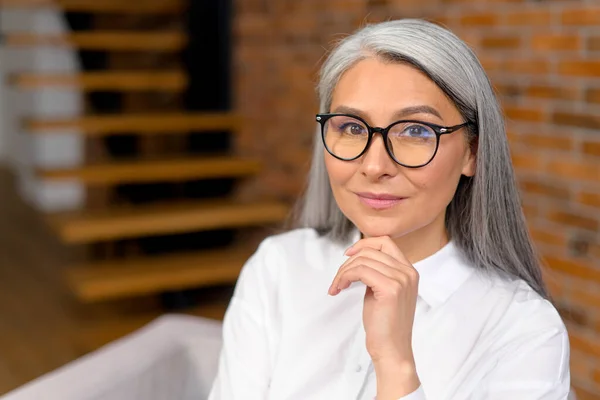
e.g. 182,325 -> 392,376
234,1 -> 600,397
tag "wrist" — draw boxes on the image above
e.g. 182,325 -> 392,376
373,358 -> 420,400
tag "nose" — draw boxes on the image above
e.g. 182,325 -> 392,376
358,133 -> 398,180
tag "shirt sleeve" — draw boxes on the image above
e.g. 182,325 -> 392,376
397,386 -> 426,400
208,239 -> 278,400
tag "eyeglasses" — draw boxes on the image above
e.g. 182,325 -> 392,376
316,113 -> 473,168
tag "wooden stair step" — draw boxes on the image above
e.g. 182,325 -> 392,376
0,0 -> 185,13
67,243 -> 256,302
26,112 -> 241,136
12,70 -> 187,91
47,200 -> 289,244
4,31 -> 186,52
38,155 -> 262,185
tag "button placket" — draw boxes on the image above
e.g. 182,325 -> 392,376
341,320 -> 371,400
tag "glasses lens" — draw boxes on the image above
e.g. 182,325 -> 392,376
322,115 -> 369,160
387,122 -> 437,166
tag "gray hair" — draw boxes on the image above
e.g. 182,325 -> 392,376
295,19 -> 548,298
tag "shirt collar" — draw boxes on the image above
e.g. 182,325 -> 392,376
412,241 -> 474,308
346,229 -> 474,309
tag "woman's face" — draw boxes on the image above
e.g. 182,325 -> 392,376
324,58 -> 476,243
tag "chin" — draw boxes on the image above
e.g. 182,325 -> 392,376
352,218 -> 410,239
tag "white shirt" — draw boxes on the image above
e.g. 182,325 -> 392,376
208,228 -> 570,400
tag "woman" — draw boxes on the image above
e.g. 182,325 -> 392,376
209,19 -> 570,399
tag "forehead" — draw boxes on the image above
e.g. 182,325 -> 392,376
330,58 -> 458,122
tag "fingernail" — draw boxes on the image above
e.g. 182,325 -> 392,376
344,246 -> 353,256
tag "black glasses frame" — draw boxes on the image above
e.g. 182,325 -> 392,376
316,113 -> 473,168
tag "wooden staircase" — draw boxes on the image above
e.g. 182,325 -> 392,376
13,70 -> 188,91
5,31 -> 187,51
0,0 -> 185,13
2,1 -> 286,317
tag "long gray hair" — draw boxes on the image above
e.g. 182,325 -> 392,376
295,19 -> 548,298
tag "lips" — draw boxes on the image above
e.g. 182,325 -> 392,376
355,192 -> 405,210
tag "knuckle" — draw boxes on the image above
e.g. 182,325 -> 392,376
407,268 -> 419,281
388,280 -> 403,296
354,256 -> 367,264
355,264 -> 369,272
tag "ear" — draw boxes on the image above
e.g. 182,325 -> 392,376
461,137 -> 478,177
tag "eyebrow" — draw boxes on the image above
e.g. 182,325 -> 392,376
331,105 -> 443,121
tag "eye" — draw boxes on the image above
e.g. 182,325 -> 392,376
404,124 -> 435,138
339,122 -> 367,135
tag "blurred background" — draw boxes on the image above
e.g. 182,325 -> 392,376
0,0 -> 597,398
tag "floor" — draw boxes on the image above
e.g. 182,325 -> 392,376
0,167 -> 228,395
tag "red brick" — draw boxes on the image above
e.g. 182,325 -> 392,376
547,210 -> 598,232
573,384 -> 600,400
556,301 -> 589,328
501,59 -> 550,74
570,350 -> 592,382
552,112 -> 600,130
593,368 -> 600,385
526,84 -> 579,101
504,106 -> 545,122
520,179 -> 570,199
521,203 -> 539,220
569,328 -> 600,359
428,16 -> 450,27
481,35 -> 521,49
479,56 -> 500,72
583,141 -> 600,157
546,160 -> 600,183
588,37 -> 600,52
494,83 -> 523,98
544,273 -> 565,297
443,0 -> 522,3
505,10 -> 552,26
586,89 -> 600,104
559,61 -> 600,78
459,13 -> 498,26
529,227 -> 567,247
592,243 -> 600,260
561,8 -> 600,25
571,288 -> 600,312
511,151 -> 543,171
578,191 -> 600,209
546,256 -> 600,284
532,34 -> 581,51
505,129 -> 518,143
519,133 -> 573,151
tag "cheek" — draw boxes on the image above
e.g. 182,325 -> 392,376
324,152 -> 355,188
407,144 -> 466,204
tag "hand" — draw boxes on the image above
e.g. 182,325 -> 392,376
328,236 -> 420,399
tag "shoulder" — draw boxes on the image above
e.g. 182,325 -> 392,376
492,276 -> 563,328
468,272 -> 568,355
471,276 -> 570,387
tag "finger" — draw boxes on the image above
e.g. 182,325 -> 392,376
334,248 -> 399,285
330,256 -> 404,294
345,248 -> 405,271
346,236 -> 410,265
332,264 -> 400,297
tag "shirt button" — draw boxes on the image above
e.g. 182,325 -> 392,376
355,365 -> 362,372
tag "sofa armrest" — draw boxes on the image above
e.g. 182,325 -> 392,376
2,315 -> 223,400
